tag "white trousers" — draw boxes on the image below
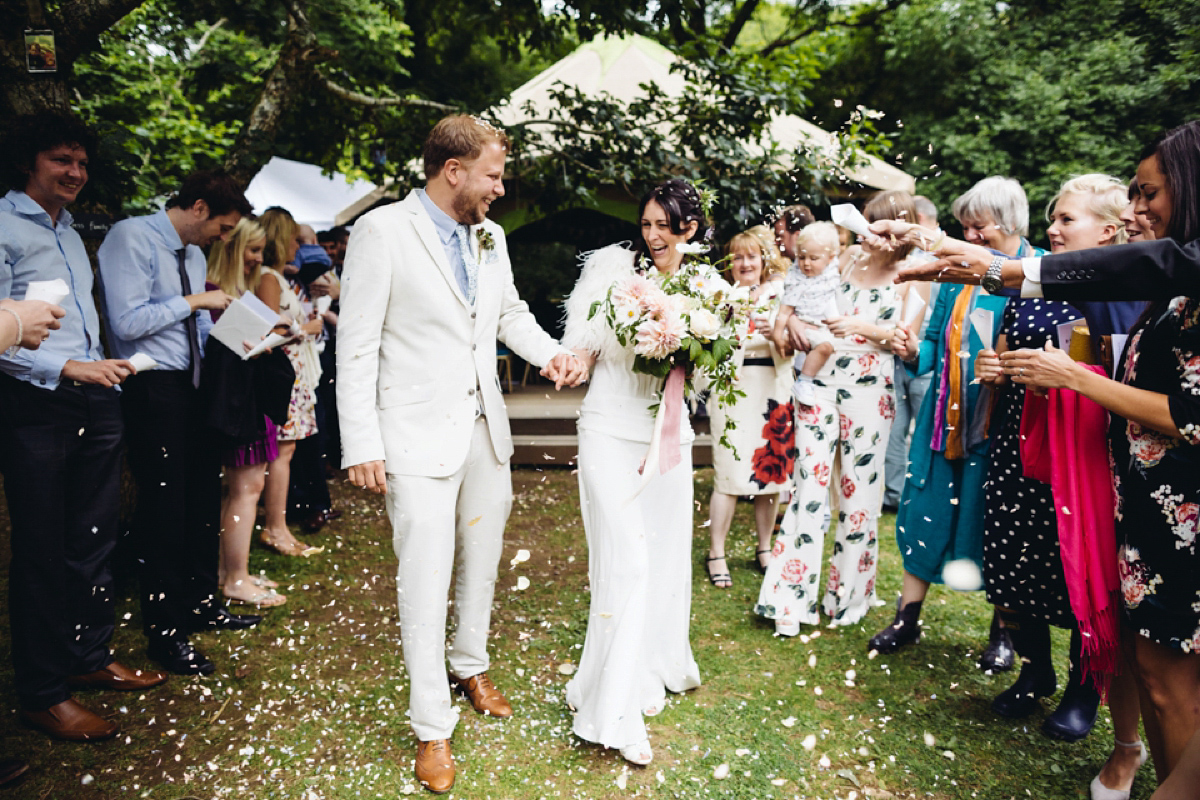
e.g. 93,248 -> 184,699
385,418 -> 511,741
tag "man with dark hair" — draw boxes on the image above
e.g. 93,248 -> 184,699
0,112 -> 167,742
97,169 -> 259,677
318,226 -> 349,269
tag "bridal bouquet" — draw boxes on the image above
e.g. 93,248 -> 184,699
589,243 -> 752,454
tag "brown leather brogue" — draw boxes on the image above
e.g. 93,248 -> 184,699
449,671 -> 513,718
20,698 -> 118,741
68,661 -> 169,691
415,738 -> 455,794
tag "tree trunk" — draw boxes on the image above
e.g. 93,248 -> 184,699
0,0 -> 146,117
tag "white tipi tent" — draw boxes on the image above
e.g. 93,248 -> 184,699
494,34 -> 915,194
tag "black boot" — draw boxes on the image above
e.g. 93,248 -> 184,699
992,612 -> 1057,718
867,597 -> 923,654
1041,628 -> 1101,742
978,608 -> 1015,673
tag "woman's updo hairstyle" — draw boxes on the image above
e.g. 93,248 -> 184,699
635,179 -> 709,263
1140,120 -> 1200,244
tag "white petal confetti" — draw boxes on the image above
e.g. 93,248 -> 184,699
713,763 -> 730,779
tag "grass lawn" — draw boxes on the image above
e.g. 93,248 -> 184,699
0,467 -> 1148,799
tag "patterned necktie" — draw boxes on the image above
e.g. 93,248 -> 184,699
176,248 -> 202,388
453,225 -> 478,305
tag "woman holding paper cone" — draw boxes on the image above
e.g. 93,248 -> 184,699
206,217 -> 288,606
867,177 -> 1033,663
973,174 -> 1129,743
1002,122 -> 1200,794
559,179 -> 704,766
754,191 -> 913,634
257,207 -> 323,558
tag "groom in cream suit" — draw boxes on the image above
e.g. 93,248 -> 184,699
337,115 -> 586,793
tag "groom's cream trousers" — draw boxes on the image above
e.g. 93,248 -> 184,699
386,417 -> 511,741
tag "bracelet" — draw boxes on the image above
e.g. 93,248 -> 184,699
0,306 -> 23,356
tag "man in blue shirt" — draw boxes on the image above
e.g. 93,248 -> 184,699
0,112 -> 168,742
97,170 -> 257,676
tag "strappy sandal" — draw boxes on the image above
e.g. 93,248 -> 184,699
706,555 -> 732,589
756,549 -> 772,574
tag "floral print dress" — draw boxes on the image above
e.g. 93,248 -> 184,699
755,280 -> 898,629
1113,297 -> 1200,652
709,281 -> 796,495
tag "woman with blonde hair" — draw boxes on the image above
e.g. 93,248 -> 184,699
206,217 -> 288,606
704,226 -> 794,588
257,207 -> 324,557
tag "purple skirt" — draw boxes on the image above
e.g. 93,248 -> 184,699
223,415 -> 280,468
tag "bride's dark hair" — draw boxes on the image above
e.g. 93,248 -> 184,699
633,179 -> 709,263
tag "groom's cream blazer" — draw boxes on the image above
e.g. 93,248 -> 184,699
337,190 -> 563,477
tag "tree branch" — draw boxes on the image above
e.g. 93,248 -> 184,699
759,0 -> 909,58
721,0 -> 762,51
318,75 -> 455,111
53,0 -> 148,61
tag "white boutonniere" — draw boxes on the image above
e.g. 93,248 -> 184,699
476,228 -> 497,263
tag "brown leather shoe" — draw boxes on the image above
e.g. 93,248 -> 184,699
20,698 -> 118,741
68,661 -> 169,691
449,671 -> 513,718
415,738 -> 455,794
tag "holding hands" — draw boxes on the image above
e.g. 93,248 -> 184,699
542,350 -> 591,390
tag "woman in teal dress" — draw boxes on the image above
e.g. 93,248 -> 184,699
867,177 -> 1042,664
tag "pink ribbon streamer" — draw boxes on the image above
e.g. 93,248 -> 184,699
658,365 -> 686,474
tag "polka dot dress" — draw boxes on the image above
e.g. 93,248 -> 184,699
982,297 -> 1082,626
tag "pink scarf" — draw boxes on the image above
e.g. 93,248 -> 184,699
1020,369 -> 1120,696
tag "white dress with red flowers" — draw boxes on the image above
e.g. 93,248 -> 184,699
560,245 -> 702,750
710,280 -> 796,495
755,280 -> 897,629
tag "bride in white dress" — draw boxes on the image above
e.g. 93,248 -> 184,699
561,180 -> 706,766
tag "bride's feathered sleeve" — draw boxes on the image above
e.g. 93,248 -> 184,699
561,244 -> 635,358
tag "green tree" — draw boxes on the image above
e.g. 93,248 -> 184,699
805,0 -> 1200,234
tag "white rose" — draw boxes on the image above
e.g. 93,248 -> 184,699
689,308 -> 722,339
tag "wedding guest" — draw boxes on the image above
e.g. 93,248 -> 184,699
562,179 -> 706,765
866,177 -> 1028,671
772,204 -> 814,264
1001,120 -> 1200,795
704,227 -> 793,588
98,169 -> 259,675
286,223 -> 340,532
0,112 -> 165,741
914,196 -> 940,231
883,199 -> 940,512
755,191 -> 914,634
974,174 -> 1129,743
206,217 -> 288,608
257,207 -> 323,557
774,222 -> 841,408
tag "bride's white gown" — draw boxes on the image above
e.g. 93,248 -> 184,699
561,245 -> 701,750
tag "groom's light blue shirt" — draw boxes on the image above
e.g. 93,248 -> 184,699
416,188 -> 469,298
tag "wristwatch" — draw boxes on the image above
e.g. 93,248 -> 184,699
980,255 -> 1007,294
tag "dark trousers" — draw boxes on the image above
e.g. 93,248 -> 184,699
0,375 -> 122,711
121,370 -> 221,642
287,341 -> 335,517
